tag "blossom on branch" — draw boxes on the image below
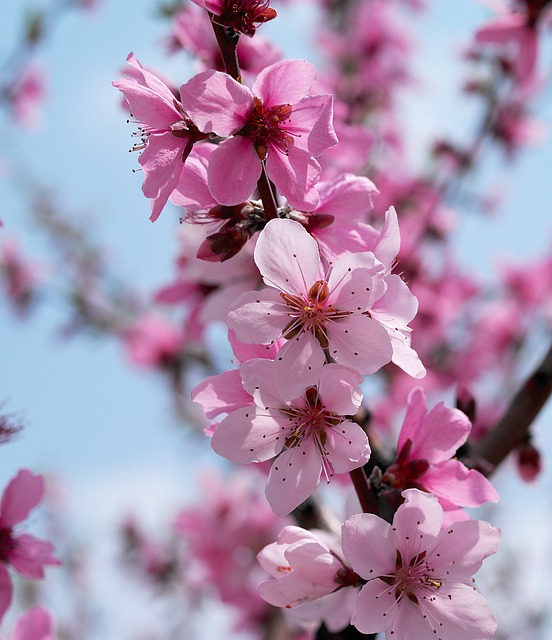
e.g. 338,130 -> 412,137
113,53 -> 208,221
342,489 -> 501,639
180,59 -> 337,210
191,0 -> 277,36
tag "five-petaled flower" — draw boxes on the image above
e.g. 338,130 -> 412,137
180,59 -> 337,210
342,489 -> 501,639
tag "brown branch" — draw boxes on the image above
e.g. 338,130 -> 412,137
349,467 -> 379,515
473,341 -> 552,471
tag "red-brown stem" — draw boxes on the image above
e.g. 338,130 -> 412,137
473,341 -> 552,471
208,14 -> 279,221
349,467 -> 379,515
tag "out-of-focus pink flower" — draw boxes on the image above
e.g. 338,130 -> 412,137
11,65 -> 46,130
342,489 -> 501,639
0,470 -> 61,623
122,313 -> 185,368
190,0 -> 277,36
208,358 -> 369,514
3,606 -> 55,640
227,218 -> 424,397
0,237 -> 43,316
381,388 -> 498,523
181,60 -> 337,210
112,53 -> 208,221
257,526 -> 359,632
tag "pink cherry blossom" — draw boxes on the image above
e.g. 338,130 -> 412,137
0,470 -> 61,623
190,0 -> 277,36
342,489 -> 501,639
11,64 -> 46,130
180,60 -> 337,210
227,218 -> 424,396
3,606 -> 55,640
122,313 -> 185,368
209,358 -> 370,514
257,525 -> 359,632
112,53 -> 208,221
381,388 -> 498,522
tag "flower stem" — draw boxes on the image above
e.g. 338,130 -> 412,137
349,467 -> 379,515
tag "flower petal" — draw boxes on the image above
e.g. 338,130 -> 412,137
341,513 -> 395,579
207,136 -> 261,205
253,59 -> 317,107
0,469 -> 43,528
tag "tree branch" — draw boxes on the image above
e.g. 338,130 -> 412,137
473,341 -> 552,471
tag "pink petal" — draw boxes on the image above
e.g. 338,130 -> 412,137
12,606 -> 54,640
350,578 -> 399,634
239,358 -> 285,407
255,218 -> 321,294
316,174 -> 378,219
371,274 -> 419,326
342,514 -> 395,579
272,331 -> 326,400
259,572 -> 325,608
391,596 -> 437,639
265,442 -> 322,515
317,363 -> 363,415
253,60 -> 317,107
286,94 -> 337,156
388,329 -> 426,379
403,392 -> 471,463
210,406 -> 284,463
421,460 -> 499,508
227,288 -> 286,344
9,534 -> 61,579
266,145 -> 321,211
428,519 -> 502,580
425,582 -> 498,640
0,564 -> 13,625
0,469 -> 43,528
207,136 -> 261,205
170,146 -> 214,210
285,539 -> 340,584
372,206 -> 400,269
112,80 -> 181,130
123,52 -> 179,107
392,490 -> 442,561
326,314 -> 393,374
191,369 -> 252,419
180,69 -> 252,135
325,420 -> 370,473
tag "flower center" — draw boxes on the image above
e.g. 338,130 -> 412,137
0,527 -> 16,562
390,550 -> 443,604
279,280 -> 352,348
217,0 -> 277,36
243,97 -> 294,161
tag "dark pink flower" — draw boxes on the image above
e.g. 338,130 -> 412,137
342,489 -> 501,639
113,53 -> 208,221
190,0 -> 277,36
0,470 -> 61,623
181,60 -> 337,210
382,388 -> 498,522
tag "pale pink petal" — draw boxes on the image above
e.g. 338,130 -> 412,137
285,539 -> 340,585
421,460 -> 499,507
327,252 -> 386,307
0,565 -> 12,624
392,490 -> 442,560
286,94 -> 337,156
180,69 -> 252,135
253,60 -> 317,107
265,442 -> 322,514
326,314 -> 392,374
273,331 -> 326,400
325,420 -> 370,473
191,369 -> 252,419
388,329 -> 426,379
210,406 -> 284,463
227,288 -> 286,344
0,469 -> 43,528
373,206 -> 400,269
341,514 -> 395,579
290,587 -> 356,633
428,520 -> 502,579
426,583 -> 498,640
124,52 -> 178,106
12,606 -> 54,640
207,136 -> 261,205
317,363 -> 363,415
316,174 -> 378,219
138,133 -> 184,197
254,218 -> 321,294
397,387 -> 427,453
112,80 -> 181,130
371,274 -> 419,326
239,358 -> 289,410
391,596 -> 437,639
350,578 -> 399,634
266,145 -> 321,211
10,534 -> 61,579
259,572 -> 325,608
170,146 -> 214,210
